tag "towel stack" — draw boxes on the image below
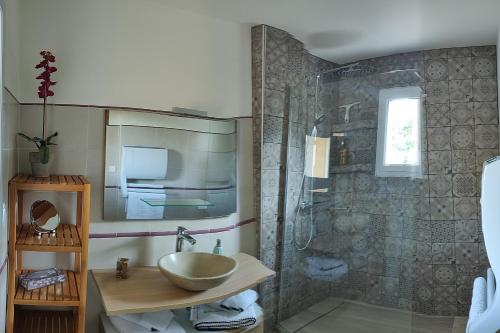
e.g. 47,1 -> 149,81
110,310 -> 185,333
108,290 -> 260,332
190,290 -> 261,331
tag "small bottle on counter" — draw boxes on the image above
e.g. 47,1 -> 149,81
339,139 -> 348,165
213,239 -> 223,255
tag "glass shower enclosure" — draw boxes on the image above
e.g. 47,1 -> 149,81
277,60 -> 428,332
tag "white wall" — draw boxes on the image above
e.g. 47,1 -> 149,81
14,1 -> 255,331
0,90 -> 20,333
1,0 -> 21,331
19,0 -> 252,118
4,0 -> 20,97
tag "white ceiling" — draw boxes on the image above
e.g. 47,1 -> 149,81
163,0 -> 500,64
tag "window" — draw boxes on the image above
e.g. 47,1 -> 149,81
376,86 -> 423,178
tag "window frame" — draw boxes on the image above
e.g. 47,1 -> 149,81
375,86 -> 423,178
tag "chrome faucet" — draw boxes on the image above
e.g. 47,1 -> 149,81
176,226 -> 196,252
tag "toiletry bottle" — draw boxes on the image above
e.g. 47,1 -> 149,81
339,139 -> 348,165
213,239 -> 223,255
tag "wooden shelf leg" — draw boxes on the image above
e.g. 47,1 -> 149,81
75,192 -> 83,273
76,192 -> 82,227
6,184 -> 17,333
77,186 -> 91,333
17,191 -> 23,225
16,191 -> 23,272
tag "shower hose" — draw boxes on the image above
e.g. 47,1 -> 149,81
292,174 -> 314,251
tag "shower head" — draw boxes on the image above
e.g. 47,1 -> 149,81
310,114 -> 326,137
316,62 -> 375,79
336,64 -> 375,78
380,68 -> 423,80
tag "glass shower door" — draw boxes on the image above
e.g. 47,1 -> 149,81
277,64 -> 427,333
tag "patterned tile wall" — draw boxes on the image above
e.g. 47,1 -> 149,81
252,25 -> 338,331
253,23 -> 497,328
321,46 -> 497,316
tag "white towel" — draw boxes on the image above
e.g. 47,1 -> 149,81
119,310 -> 174,332
209,290 -> 258,313
243,304 -> 263,332
469,277 -> 487,322
192,303 -> 257,331
110,315 -> 185,333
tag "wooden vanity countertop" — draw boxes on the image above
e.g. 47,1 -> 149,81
91,253 -> 275,315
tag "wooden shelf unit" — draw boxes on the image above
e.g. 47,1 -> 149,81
14,309 -> 75,333
7,174 -> 91,333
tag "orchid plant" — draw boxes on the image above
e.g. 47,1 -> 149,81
18,51 -> 58,164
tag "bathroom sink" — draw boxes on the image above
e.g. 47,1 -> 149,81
157,252 -> 238,291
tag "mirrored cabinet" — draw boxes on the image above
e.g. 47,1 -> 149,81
103,110 -> 237,221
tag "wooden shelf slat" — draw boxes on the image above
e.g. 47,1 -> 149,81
14,309 -> 75,333
14,270 -> 80,306
15,224 -> 82,252
10,174 -> 89,192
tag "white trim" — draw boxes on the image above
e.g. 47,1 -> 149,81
375,86 -> 423,178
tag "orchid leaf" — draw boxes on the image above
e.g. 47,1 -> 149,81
18,133 -> 37,142
46,132 -> 58,144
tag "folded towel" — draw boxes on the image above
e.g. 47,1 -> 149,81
214,304 -> 262,333
110,315 -> 184,333
208,290 -> 258,313
192,302 -> 257,331
306,264 -> 347,281
119,310 -> 174,331
305,256 -> 348,282
305,256 -> 345,271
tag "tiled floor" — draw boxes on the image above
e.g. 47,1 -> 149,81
278,298 -> 468,333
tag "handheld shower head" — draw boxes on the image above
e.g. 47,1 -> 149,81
311,114 -> 326,137
314,114 -> 326,126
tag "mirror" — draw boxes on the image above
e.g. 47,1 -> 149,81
103,110 -> 237,220
30,200 -> 60,234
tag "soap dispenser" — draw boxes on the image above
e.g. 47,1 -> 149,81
213,239 -> 223,255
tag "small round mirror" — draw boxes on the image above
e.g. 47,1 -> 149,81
30,200 -> 60,234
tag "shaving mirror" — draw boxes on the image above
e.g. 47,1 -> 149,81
30,200 -> 60,234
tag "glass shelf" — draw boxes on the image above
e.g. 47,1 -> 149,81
140,198 -> 214,207
330,164 -> 373,174
307,188 -> 328,193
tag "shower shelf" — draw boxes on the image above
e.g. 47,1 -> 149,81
330,164 -> 373,174
331,120 -> 376,133
141,198 -> 214,207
